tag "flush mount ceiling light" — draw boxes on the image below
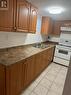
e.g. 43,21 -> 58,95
48,7 -> 64,14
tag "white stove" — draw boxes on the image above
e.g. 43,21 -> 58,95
53,31 -> 71,66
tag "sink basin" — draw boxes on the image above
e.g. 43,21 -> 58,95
33,43 -> 49,49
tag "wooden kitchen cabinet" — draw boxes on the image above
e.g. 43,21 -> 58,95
41,47 -> 54,70
51,21 -> 62,36
61,20 -> 71,27
0,64 -> 5,95
35,52 -> 43,75
0,0 -> 16,32
22,55 -> 36,88
0,0 -> 37,33
35,47 -> 54,76
41,16 -> 53,35
6,62 -> 23,95
52,20 -> 71,36
16,0 -> 30,32
47,47 -> 54,62
41,49 -> 51,69
35,50 -> 49,76
29,5 -> 37,33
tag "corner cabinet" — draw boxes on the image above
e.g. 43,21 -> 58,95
0,0 -> 37,33
41,16 -> 53,35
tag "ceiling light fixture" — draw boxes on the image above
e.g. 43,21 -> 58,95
48,7 -> 64,14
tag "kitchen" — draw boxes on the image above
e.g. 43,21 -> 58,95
0,0 -> 71,95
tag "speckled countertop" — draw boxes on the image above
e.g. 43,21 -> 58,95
0,42 -> 56,66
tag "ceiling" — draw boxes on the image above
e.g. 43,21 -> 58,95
27,0 -> 71,20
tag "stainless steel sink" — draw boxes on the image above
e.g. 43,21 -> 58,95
33,43 -> 49,49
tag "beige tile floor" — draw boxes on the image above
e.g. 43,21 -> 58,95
21,62 -> 68,95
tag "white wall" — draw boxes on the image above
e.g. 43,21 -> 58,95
0,16 -> 48,49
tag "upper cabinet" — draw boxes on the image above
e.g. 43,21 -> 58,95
51,20 -> 71,36
41,16 -> 53,35
51,21 -> 62,36
29,5 -> 37,33
0,0 -> 15,32
61,20 -> 71,27
0,0 -> 37,33
16,0 -> 30,32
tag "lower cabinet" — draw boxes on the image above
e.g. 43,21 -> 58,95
22,55 -> 36,88
47,47 -> 54,62
35,52 -> 43,75
0,47 -> 54,95
35,47 -> 54,76
0,64 -> 5,95
6,62 -> 23,95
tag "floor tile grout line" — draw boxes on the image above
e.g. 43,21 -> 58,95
46,66 -> 62,95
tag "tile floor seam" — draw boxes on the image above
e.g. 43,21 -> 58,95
46,80 -> 55,95
46,67 -> 62,75
46,70 -> 61,95
31,77 -> 52,95
28,74 -> 47,92
46,77 -> 65,95
31,78 -> 45,91
32,83 -> 49,95
44,73 -> 58,83
39,80 -> 53,90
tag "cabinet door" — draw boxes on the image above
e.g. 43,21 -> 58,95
29,5 -> 37,33
61,20 -> 71,27
16,0 -> 30,32
41,17 -> 52,35
35,51 -> 48,76
23,56 -> 36,88
52,20 -> 71,36
52,21 -> 62,36
35,52 -> 43,75
41,50 -> 50,69
0,64 -> 5,95
6,62 -> 23,95
0,0 -> 15,32
35,47 -> 54,76
47,47 -> 54,62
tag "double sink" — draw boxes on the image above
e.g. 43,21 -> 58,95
33,43 -> 49,49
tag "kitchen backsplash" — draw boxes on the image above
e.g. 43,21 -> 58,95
0,16 -> 48,49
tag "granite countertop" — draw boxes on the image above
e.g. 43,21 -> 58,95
0,42 -> 56,66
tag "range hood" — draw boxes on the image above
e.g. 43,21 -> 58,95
60,27 -> 71,32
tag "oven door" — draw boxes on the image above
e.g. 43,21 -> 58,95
55,48 -> 71,60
